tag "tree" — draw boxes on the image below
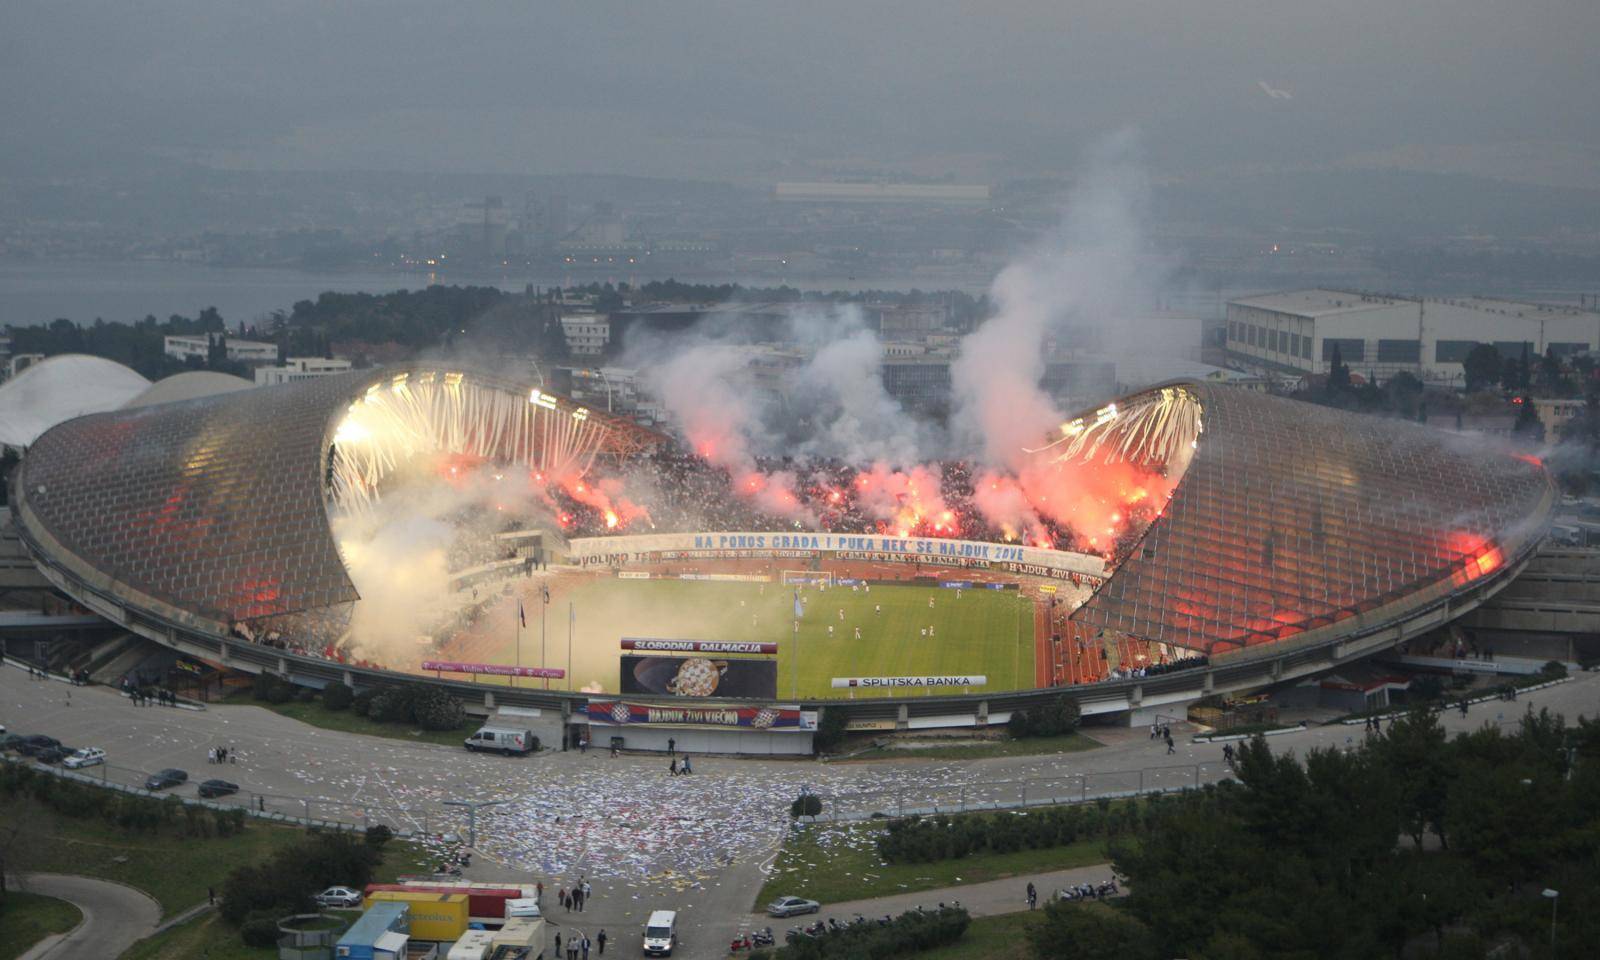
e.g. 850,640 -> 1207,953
1027,902 -> 1159,960
1326,343 -> 1351,395
1462,343 -> 1501,393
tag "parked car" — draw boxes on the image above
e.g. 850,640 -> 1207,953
15,735 -> 61,758
0,733 -> 21,752
36,744 -> 73,765
768,896 -> 821,918
62,747 -> 106,769
197,779 -> 239,799
144,768 -> 188,791
314,886 -> 363,908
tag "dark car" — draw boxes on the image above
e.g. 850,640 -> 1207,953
0,733 -> 25,753
197,779 -> 239,799
144,768 -> 188,791
15,735 -> 61,758
36,744 -> 74,765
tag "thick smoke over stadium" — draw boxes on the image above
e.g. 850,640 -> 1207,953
626,135 -> 1178,548
323,140 -> 1193,659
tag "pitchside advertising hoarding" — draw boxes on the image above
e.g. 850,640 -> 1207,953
830,675 -> 988,689
567,531 -> 1108,582
585,700 -> 816,731
421,660 -> 566,679
621,638 -> 779,655
620,654 -> 778,699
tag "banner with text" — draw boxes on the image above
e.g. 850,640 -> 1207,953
421,660 -> 567,680
621,638 -> 779,655
584,700 -> 814,731
830,675 -> 988,689
568,531 -> 1107,582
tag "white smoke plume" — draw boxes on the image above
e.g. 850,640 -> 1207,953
951,131 -> 1157,469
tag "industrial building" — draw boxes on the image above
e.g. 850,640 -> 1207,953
1225,290 -> 1600,385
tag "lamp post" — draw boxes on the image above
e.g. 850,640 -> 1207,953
442,798 -> 505,851
1542,888 -> 1558,954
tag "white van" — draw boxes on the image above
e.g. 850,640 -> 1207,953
463,725 -> 536,755
643,910 -> 677,956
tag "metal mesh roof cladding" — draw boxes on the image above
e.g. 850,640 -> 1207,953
18,371 -> 373,623
15,366 -> 663,625
1071,383 -> 1551,654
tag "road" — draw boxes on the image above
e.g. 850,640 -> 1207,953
12,873 -> 160,960
4,661 -> 1596,959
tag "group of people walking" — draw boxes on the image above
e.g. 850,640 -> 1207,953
1150,722 -> 1176,754
207,745 -> 235,764
552,928 -> 605,959
557,879 -> 593,912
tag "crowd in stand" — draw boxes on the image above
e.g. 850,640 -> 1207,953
552,445 -> 1157,563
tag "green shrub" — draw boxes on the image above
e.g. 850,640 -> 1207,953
252,672 -> 279,701
812,707 -> 848,753
1541,660 -> 1569,680
296,686 -> 317,703
368,687 -> 414,724
351,688 -> 376,717
365,824 -> 393,847
792,794 -> 823,818
410,687 -> 464,731
322,683 -> 354,711
267,681 -> 295,704
240,916 -> 281,948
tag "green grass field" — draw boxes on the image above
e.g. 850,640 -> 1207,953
487,579 -> 1034,700
0,892 -> 82,960
755,821 -> 1108,906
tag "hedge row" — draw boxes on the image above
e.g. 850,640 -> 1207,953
877,798 -> 1148,864
252,674 -> 464,731
0,759 -> 246,837
222,827 -> 389,926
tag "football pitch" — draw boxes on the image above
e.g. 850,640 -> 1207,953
496,578 -> 1035,700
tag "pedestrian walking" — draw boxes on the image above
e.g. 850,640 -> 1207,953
1027,882 -> 1037,909
667,737 -> 675,754
581,934 -> 590,959
1166,733 -> 1176,755
669,757 -> 678,776
681,756 -> 692,775
536,881 -> 543,904
554,932 -> 561,958
597,929 -> 607,955
558,887 -> 567,911
208,747 -> 216,764
582,880 -> 592,904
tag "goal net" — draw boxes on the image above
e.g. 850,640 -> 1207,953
780,570 -> 834,587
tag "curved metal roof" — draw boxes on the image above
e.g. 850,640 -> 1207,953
1070,382 -> 1552,654
0,354 -> 151,448
13,374 -> 1551,659
14,365 -> 665,626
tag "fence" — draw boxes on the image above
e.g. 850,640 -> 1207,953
810,760 -> 1236,822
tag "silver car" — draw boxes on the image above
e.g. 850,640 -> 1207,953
767,895 -> 821,918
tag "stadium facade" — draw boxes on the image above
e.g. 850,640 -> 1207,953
8,365 -> 1554,737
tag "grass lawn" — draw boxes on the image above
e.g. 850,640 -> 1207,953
12,797 -> 431,920
915,911 -> 1044,960
218,691 -> 468,748
122,913 -> 275,960
754,821 -> 1108,907
483,578 -> 1035,700
0,892 -> 82,960
846,732 -> 1100,761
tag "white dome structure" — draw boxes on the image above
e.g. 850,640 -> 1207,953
0,354 -> 150,449
125,371 -> 254,409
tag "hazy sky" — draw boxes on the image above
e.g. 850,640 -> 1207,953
5,1 -> 1598,183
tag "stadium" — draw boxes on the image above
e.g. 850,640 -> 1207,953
8,364 -> 1554,751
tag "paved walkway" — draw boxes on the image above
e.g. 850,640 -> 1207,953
745,862 -> 1120,932
13,873 -> 161,960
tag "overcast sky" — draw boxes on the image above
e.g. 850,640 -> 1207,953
5,0 -> 1598,184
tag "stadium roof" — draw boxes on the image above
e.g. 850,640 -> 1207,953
0,354 -> 151,448
10,374 -> 1552,661
1071,383 -> 1551,654
125,371 -> 254,408
13,365 -> 666,626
